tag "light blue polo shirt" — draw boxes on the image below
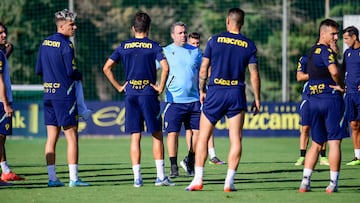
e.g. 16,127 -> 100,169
163,43 -> 202,103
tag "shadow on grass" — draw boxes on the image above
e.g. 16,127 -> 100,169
3,162 -> 359,191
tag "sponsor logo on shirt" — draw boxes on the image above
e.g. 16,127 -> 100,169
42,40 -> 61,48
213,78 -> 239,86
217,37 -> 248,48
129,79 -> 150,89
124,42 -> 152,49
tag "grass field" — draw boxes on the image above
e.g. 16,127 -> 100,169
0,136 -> 359,203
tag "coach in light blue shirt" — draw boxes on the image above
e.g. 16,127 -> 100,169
164,41 -> 202,103
162,22 -> 202,178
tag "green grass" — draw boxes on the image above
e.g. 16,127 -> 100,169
1,136 -> 359,203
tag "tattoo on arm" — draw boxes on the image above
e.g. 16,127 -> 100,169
199,77 -> 207,93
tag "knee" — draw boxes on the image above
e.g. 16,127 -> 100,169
350,121 -> 360,132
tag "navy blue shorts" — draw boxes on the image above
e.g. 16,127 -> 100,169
163,101 -> 201,133
299,99 -> 311,126
44,99 -> 78,127
202,87 -> 247,125
0,102 -> 12,135
309,94 -> 348,143
125,95 -> 162,134
345,93 -> 360,122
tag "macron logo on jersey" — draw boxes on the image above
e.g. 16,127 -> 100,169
217,37 -> 248,48
42,40 -> 61,48
124,42 -> 153,49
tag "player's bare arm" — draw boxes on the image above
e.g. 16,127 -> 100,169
151,59 -> 169,94
328,63 -> 345,92
296,71 -> 309,82
198,57 -> 210,103
249,63 -> 261,115
103,58 -> 126,93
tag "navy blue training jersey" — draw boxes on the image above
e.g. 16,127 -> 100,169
344,46 -> 360,94
0,50 -> 12,103
110,37 -> 166,96
36,33 -> 77,100
307,44 -> 339,96
203,31 -> 257,88
297,55 -> 310,99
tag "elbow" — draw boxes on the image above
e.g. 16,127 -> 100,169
103,66 -> 110,75
162,67 -> 169,75
332,72 -> 339,78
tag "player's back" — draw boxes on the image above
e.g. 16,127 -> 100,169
204,31 -> 257,88
111,37 -> 165,96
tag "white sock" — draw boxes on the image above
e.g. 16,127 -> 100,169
132,164 -> 141,181
225,169 -> 236,185
155,160 -> 165,180
69,164 -> 78,181
302,168 -> 313,185
192,166 -> 204,184
330,171 -> 339,185
208,148 -> 216,159
47,165 -> 57,181
0,161 -> 11,174
354,149 -> 360,159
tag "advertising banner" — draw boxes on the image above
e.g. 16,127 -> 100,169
12,101 -> 301,137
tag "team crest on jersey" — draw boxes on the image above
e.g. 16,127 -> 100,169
315,48 -> 321,54
347,52 -> 351,57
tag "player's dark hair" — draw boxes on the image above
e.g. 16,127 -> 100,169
133,12 -> 151,33
189,32 -> 200,40
228,8 -> 245,27
343,26 -> 359,41
0,22 -> 7,34
319,18 -> 339,33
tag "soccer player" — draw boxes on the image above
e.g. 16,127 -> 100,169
295,55 -> 329,166
185,31 -> 225,166
162,22 -> 202,178
188,32 -> 201,47
298,19 -> 347,193
36,9 -> 90,187
343,26 -> 360,166
186,8 -> 261,192
0,22 -> 25,185
103,12 -> 174,187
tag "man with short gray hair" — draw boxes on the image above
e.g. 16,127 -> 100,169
162,22 -> 202,178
